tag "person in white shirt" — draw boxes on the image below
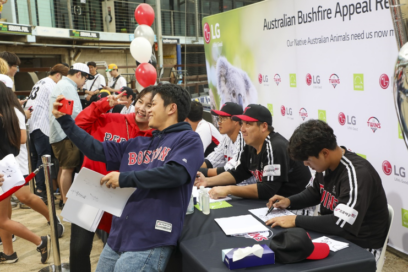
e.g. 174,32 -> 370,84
103,63 -> 127,94
185,101 -> 223,156
197,102 -> 256,186
118,87 -> 136,114
83,61 -> 106,104
25,64 -> 69,195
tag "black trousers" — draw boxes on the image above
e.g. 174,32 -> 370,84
70,223 -> 95,272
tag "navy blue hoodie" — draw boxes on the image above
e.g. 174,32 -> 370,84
57,115 -> 204,251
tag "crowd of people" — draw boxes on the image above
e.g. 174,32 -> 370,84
0,50 -> 389,271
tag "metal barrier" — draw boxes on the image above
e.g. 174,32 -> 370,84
39,155 -> 70,272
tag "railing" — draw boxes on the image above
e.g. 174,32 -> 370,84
10,0 -> 213,36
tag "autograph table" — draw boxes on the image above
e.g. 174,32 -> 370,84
171,198 -> 376,272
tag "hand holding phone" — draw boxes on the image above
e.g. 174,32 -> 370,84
58,98 -> 74,115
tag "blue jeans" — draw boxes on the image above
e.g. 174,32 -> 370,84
30,129 -> 53,191
96,243 -> 173,272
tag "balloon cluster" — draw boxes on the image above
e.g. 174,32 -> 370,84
131,4 -> 157,90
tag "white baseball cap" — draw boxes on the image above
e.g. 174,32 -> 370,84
71,63 -> 94,80
0,74 -> 13,88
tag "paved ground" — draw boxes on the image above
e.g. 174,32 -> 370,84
0,201 -> 104,272
1,202 -> 408,272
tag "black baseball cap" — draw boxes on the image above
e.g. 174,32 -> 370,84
211,102 -> 243,117
269,228 -> 330,264
232,104 -> 272,126
118,87 -> 136,99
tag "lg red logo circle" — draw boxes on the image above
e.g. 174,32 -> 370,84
258,74 -> 263,84
382,160 -> 392,176
306,74 -> 312,86
281,106 -> 286,116
338,112 -> 346,126
379,74 -> 389,89
204,23 -> 211,44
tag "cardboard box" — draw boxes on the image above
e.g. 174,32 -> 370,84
223,244 -> 275,270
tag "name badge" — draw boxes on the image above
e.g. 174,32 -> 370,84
263,164 -> 281,176
334,204 -> 358,225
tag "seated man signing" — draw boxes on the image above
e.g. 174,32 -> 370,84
195,104 -> 312,209
266,120 -> 388,262
52,84 -> 204,271
198,102 -> 256,186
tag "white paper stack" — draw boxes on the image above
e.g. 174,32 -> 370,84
215,214 -> 269,236
66,167 -> 135,217
312,236 -> 349,252
61,198 -> 104,232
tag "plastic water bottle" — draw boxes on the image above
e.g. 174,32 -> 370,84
186,194 -> 194,215
199,186 -> 205,211
202,191 -> 210,215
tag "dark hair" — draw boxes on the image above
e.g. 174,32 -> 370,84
0,52 -> 21,67
187,101 -> 203,122
0,82 -> 24,151
50,64 -> 69,76
136,85 -> 154,101
288,119 -> 337,161
152,84 -> 191,122
255,121 -> 274,133
87,61 -> 97,67
61,62 -> 70,68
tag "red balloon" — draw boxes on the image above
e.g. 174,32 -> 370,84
135,63 -> 157,87
134,4 -> 155,26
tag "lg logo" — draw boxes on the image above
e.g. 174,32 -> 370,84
382,160 -> 405,177
258,74 -> 268,84
281,106 -> 292,116
203,22 -> 221,44
379,74 -> 389,89
338,112 -> 356,126
306,74 -> 320,86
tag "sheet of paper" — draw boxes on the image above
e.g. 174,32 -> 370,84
249,207 -> 294,223
312,236 -> 349,252
61,198 -> 104,232
215,214 -> 269,236
0,154 -> 25,193
193,187 -> 232,203
66,167 -> 135,217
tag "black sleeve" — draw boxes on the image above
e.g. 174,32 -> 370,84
216,167 -> 225,175
199,168 -> 209,177
257,182 -> 283,200
295,214 -> 348,237
56,115 -> 106,162
204,159 -> 213,168
288,176 -> 321,209
228,145 -> 252,183
119,161 -> 190,189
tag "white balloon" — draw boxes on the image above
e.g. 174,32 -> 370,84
134,25 -> 155,46
130,37 -> 152,63
136,80 -> 144,92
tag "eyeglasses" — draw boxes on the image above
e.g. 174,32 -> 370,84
217,116 -> 231,123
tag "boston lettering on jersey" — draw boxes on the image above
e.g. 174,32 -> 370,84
320,184 -> 339,211
128,147 -> 172,165
104,132 -> 126,143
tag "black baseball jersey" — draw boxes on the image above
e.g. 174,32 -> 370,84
228,131 -> 311,200
291,148 -> 388,249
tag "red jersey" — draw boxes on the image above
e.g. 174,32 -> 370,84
75,98 -> 153,233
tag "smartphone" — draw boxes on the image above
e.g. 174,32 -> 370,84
58,99 -> 74,115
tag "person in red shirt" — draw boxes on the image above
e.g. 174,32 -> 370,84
70,87 -> 154,272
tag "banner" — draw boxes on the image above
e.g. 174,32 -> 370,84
203,0 -> 408,254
